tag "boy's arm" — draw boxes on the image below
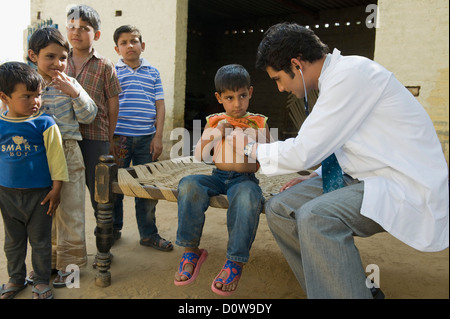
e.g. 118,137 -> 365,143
40,180 -> 63,216
107,95 -> 120,158
150,99 -> 165,161
103,58 -> 122,159
50,71 -> 98,124
42,124 -> 69,215
43,124 -> 69,182
71,79 -> 98,124
194,122 -> 233,162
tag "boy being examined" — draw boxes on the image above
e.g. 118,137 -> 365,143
174,64 -> 270,296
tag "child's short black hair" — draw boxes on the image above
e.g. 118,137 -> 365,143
67,5 -> 101,32
113,25 -> 142,46
0,62 -> 44,96
28,27 -> 70,64
214,64 -> 251,94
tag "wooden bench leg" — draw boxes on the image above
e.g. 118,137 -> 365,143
94,155 -> 117,287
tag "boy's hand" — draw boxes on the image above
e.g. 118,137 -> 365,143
225,128 -> 254,158
216,122 -> 234,137
40,187 -> 61,216
150,136 -> 163,161
51,70 -> 80,98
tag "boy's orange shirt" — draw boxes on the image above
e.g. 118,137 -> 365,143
206,112 -> 268,173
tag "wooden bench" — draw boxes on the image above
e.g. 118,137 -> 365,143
93,154 -> 301,287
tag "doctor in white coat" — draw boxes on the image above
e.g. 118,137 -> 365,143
227,22 -> 449,299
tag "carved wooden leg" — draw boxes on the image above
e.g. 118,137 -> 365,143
94,155 -> 117,287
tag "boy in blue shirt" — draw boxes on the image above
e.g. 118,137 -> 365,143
0,62 -> 68,299
112,25 -> 171,251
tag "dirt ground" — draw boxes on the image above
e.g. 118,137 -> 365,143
0,189 -> 448,300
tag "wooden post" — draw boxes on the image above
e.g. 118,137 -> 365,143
94,154 -> 117,287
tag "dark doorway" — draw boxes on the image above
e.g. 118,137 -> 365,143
185,0 -> 377,146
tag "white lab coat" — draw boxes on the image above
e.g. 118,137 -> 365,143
257,49 -> 449,252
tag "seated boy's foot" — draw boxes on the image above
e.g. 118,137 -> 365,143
211,260 -> 243,296
174,248 -> 208,286
140,235 -> 173,251
32,284 -> 53,299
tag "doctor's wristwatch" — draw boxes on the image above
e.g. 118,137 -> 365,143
244,141 -> 257,158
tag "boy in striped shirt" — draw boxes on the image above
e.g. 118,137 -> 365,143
112,25 -> 171,251
27,27 -> 97,286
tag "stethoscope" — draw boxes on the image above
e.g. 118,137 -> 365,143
296,65 -> 309,116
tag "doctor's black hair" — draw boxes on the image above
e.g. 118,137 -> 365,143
256,22 -> 329,78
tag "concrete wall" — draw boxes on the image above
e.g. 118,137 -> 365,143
30,0 -> 188,159
374,0 -> 449,165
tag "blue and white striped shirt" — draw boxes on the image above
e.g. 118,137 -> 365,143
114,58 -> 164,136
41,77 -> 97,141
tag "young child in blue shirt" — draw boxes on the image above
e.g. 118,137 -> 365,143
112,25 -> 171,251
0,62 -> 68,299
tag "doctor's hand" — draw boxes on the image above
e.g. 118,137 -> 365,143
225,128 -> 255,157
279,171 -> 318,192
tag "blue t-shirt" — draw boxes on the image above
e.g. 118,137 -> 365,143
114,58 -> 164,136
0,111 -> 68,188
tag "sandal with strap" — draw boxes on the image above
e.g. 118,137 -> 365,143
211,260 -> 242,296
174,249 -> 208,286
0,282 -> 27,299
32,286 -> 53,299
26,269 -> 58,285
140,235 -> 173,252
53,270 -> 74,288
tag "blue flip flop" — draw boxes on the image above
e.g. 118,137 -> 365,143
211,260 -> 242,296
174,249 -> 208,286
0,282 -> 27,299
